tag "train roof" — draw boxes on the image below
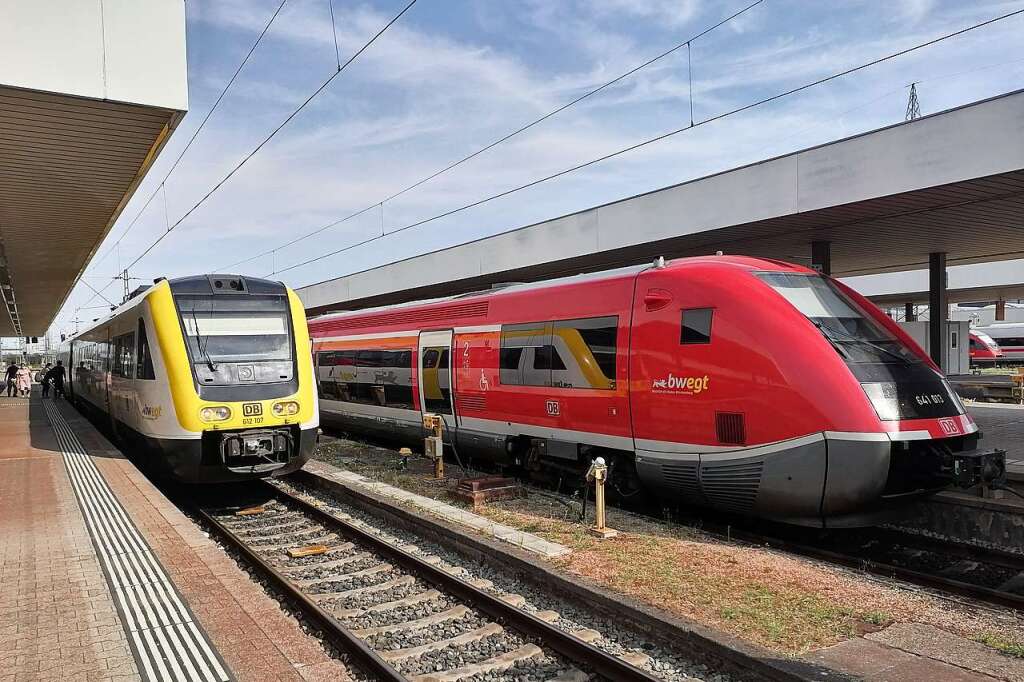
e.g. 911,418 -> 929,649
308,255 -> 812,326
63,274 -> 288,344
975,322 -> 1024,330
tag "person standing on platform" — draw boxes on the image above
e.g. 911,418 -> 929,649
5,361 -> 18,397
38,362 -> 52,398
16,365 -> 30,397
46,360 -> 66,400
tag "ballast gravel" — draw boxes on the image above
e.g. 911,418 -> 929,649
397,635 -> 520,676
342,595 -> 458,630
364,611 -> 489,650
275,479 -> 734,682
290,555 -> 382,579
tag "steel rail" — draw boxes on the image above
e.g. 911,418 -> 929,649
717,525 -> 1024,611
200,481 -> 663,681
265,482 -> 663,681
194,505 -> 406,682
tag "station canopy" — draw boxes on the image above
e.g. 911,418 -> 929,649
0,1 -> 187,336
299,89 -> 1024,315
0,87 -> 182,336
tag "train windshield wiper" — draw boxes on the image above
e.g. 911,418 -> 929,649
812,321 -> 910,364
190,309 -> 217,372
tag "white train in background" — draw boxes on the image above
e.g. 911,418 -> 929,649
973,323 -> 1024,362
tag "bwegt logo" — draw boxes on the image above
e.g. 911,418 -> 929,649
652,373 -> 710,395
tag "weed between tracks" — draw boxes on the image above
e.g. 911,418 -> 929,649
315,436 -> 1024,660
975,633 -> 1024,659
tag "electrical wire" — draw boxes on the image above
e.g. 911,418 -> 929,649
89,0 -> 290,274
120,0 -> 419,277
222,0 -> 766,270
271,5 -> 1024,278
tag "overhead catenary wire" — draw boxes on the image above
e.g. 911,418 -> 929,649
222,0 -> 766,271
88,0 -> 290,274
270,5 -> 1024,278
119,0 -> 420,277
80,279 -> 117,308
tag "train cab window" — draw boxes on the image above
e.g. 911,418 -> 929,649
681,308 -> 713,344
969,338 -> 979,350
136,320 -> 155,380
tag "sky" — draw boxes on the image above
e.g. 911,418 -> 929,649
50,0 -> 1024,337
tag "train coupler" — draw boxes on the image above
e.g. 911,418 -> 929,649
217,428 -> 293,471
950,448 -> 1006,490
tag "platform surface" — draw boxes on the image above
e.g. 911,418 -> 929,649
968,403 -> 1024,479
0,393 -> 349,682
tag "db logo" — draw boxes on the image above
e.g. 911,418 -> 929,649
939,418 -> 959,435
545,400 -> 560,416
243,403 -> 263,417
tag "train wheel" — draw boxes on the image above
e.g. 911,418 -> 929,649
606,454 -> 643,501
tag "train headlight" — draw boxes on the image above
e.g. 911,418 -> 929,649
861,382 -> 901,421
272,401 -> 299,416
200,406 -> 232,422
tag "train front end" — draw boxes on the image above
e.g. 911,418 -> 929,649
159,275 -> 318,483
754,270 -> 1006,524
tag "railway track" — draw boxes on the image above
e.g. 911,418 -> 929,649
706,523 -> 1024,612
319,434 -> 1024,615
194,482 -> 683,682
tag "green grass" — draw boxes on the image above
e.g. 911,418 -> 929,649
974,632 -> 1024,658
861,610 -> 889,626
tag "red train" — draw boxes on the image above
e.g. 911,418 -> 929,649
968,330 -> 1004,364
308,256 -> 1003,527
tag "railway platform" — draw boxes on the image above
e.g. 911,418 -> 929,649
967,403 -> 1024,482
885,403 -> 1024,554
0,391 -> 349,682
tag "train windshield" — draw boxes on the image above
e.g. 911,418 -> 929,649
757,272 -> 920,365
758,272 -> 967,422
177,296 -> 292,363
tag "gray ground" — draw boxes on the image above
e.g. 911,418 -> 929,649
968,403 -> 1024,471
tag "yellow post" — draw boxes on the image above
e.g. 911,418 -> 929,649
422,413 -> 445,479
586,457 -> 618,539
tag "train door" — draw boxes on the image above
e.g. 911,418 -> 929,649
629,268 -> 716,452
417,330 -> 455,432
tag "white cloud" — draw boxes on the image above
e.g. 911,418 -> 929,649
50,0 -> 1024,333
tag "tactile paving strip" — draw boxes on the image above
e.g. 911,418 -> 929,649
44,400 -> 232,682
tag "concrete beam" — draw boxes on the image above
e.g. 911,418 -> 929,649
929,252 -> 947,370
299,90 -> 1024,315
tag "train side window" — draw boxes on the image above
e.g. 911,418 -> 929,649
319,347 -> 414,409
533,345 -> 566,371
499,347 -> 523,372
500,321 -> 548,386
136,320 -> 155,380
681,308 -> 714,344
420,345 -> 453,414
552,316 -> 618,389
113,333 -> 136,378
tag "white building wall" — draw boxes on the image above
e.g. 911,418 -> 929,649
0,0 -> 187,111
